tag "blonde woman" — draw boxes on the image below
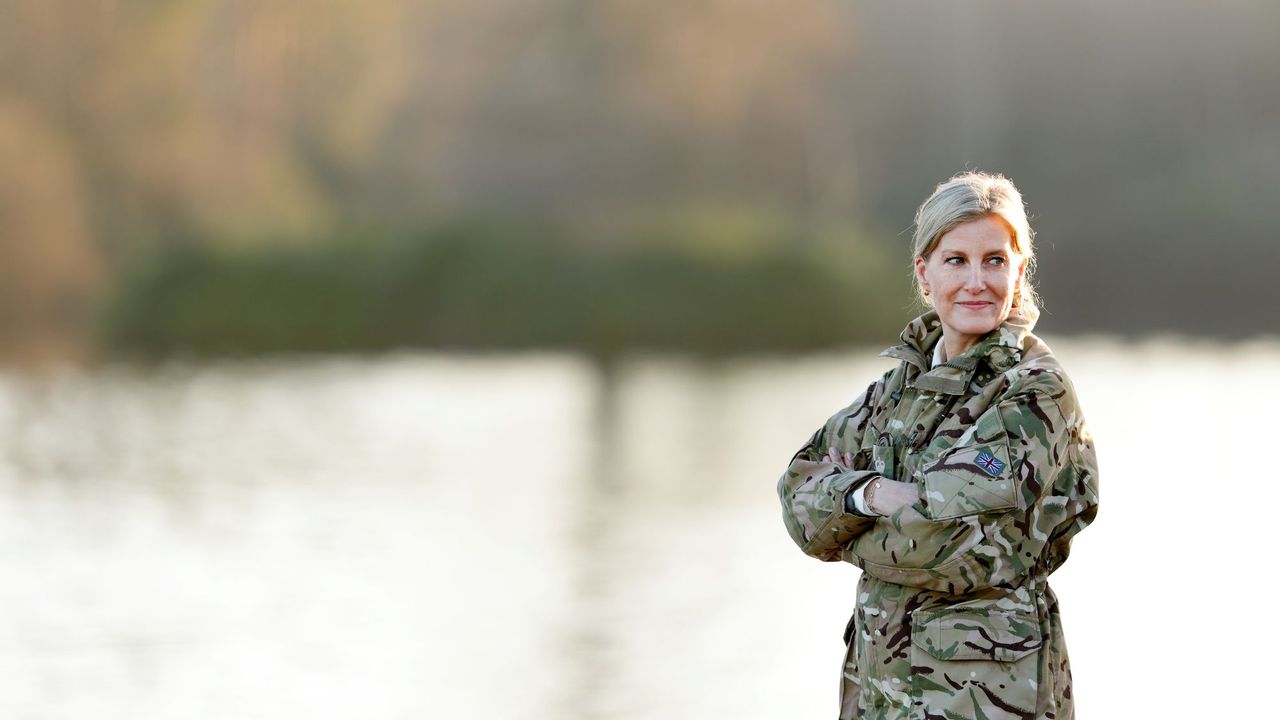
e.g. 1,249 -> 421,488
778,171 -> 1099,719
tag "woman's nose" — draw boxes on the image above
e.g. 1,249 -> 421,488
964,266 -> 984,291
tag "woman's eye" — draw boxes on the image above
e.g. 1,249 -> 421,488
987,257 -> 1006,266
945,257 -> 964,265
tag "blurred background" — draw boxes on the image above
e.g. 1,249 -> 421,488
0,1 -> 1276,718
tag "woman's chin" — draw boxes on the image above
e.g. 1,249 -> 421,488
940,315 -> 997,336
943,307 -> 1012,335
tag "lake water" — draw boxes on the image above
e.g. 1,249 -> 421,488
1,337 -> 1275,719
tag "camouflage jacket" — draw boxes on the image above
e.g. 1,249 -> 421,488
777,308 -> 1099,720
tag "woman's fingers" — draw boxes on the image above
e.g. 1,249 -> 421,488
824,448 -> 861,468
824,447 -> 857,467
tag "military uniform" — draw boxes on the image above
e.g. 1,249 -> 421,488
778,308 -> 1099,720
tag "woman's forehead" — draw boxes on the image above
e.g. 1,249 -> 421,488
936,216 -> 1016,254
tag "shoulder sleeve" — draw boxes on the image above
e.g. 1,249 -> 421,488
849,374 -> 1099,593
777,374 -> 889,562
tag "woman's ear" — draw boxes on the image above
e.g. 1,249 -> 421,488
913,256 -> 928,288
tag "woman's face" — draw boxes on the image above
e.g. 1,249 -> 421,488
914,214 -> 1026,356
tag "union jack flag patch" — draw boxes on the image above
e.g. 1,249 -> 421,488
975,451 -> 1005,476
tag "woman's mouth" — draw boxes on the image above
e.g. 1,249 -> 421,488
957,301 -> 992,309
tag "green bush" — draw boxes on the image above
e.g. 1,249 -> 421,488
100,218 -> 913,358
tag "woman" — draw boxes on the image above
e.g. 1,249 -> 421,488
777,171 -> 1099,720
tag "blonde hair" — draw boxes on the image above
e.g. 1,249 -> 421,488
910,171 -> 1038,311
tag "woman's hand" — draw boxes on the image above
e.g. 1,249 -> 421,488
824,447 -> 857,468
824,447 -> 922,518
866,479 -> 922,517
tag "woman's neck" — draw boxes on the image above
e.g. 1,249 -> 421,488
940,332 -> 978,361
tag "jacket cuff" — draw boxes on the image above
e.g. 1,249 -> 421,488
844,476 -> 880,517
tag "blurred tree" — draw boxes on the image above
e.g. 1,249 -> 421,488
0,100 -> 101,362
2,0 -> 1279,359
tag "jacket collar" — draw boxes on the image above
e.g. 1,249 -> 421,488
880,305 -> 1038,394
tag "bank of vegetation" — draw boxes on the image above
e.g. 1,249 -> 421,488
102,218 -> 910,358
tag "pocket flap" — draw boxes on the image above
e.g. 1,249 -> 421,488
912,607 -> 1042,663
921,442 -> 1016,519
920,404 -> 1017,519
871,442 -> 895,479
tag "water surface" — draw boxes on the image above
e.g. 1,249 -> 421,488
0,338 -> 1274,719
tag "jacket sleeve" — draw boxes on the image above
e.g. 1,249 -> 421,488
777,376 -> 887,562
847,380 -> 1099,594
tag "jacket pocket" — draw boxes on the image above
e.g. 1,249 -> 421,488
871,442 -> 896,479
919,409 -> 1017,520
910,603 -> 1042,720
838,607 -> 869,716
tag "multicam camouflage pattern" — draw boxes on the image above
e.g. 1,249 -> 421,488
778,307 -> 1099,720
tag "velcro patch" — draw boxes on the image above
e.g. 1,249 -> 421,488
975,451 -> 1005,476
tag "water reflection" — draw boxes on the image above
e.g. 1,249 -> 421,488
0,340 -> 1276,719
